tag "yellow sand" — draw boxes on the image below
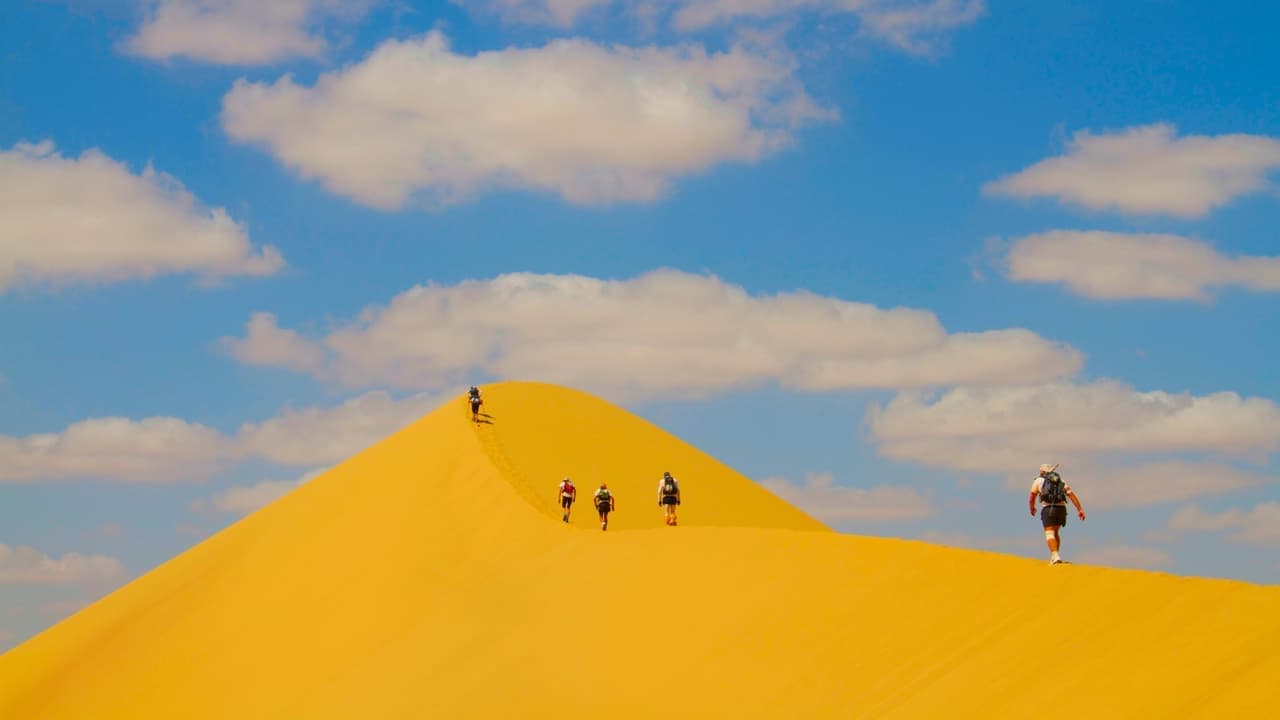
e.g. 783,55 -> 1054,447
2,381 -> 1277,719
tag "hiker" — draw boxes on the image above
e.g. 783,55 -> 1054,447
657,471 -> 681,526
557,476 -> 577,523
1029,463 -> 1086,565
593,483 -> 615,531
467,385 -> 482,421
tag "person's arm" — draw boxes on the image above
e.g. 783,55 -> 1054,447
1068,489 -> 1086,520
1029,491 -> 1038,517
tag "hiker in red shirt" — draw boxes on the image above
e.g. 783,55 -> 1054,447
557,477 -> 576,523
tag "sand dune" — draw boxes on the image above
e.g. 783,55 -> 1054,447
2,381 -> 1276,718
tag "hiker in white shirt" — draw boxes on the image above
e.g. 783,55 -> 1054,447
1029,463 -> 1086,565
657,471 -> 681,526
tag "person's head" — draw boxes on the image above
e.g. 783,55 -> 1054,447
600,483 -> 607,489
663,471 -> 672,479
1039,463 -> 1059,476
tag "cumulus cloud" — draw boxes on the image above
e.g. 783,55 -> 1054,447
984,124 -> 1280,218
191,468 -> 327,514
1169,502 -> 1280,545
123,0 -> 373,65
868,381 -> 1280,473
223,270 -> 1080,398
238,391 -> 443,465
470,0 -> 985,55
0,417 -> 235,483
1003,231 -> 1280,301
467,0 -> 613,26
222,31 -> 832,209
0,141 -> 283,294
0,391 -> 441,483
761,472 -> 934,522
848,0 -> 986,55
227,312 -> 327,374
0,544 -> 126,585
1052,461 -> 1276,511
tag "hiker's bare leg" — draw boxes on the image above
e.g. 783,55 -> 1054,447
1045,527 -> 1060,553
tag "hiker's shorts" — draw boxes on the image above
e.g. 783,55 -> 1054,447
596,504 -> 611,515
1041,505 -> 1067,528
561,495 -> 574,509
661,495 -> 679,506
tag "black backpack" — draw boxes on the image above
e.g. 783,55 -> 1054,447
1040,472 -> 1067,505
662,476 -> 677,495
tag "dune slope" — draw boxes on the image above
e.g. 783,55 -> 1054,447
1,381 -> 1276,719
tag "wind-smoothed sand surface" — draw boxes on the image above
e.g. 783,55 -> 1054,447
2,382 -> 1277,718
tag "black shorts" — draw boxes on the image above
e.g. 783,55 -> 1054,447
1041,505 -> 1067,528
596,503 -> 611,515
561,495 -> 574,509
661,495 -> 679,506
470,399 -> 481,411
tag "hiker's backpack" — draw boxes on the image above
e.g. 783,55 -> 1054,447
561,481 -> 575,496
1040,472 -> 1067,505
469,386 -> 480,399
596,489 -> 611,505
662,477 -> 677,495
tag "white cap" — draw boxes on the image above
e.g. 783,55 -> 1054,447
1039,463 -> 1059,474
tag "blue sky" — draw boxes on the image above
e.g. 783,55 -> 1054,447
2,0 -> 1279,648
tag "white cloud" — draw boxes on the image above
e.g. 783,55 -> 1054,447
225,312 -> 327,374
222,31 -> 832,209
0,544 -> 126,585
205,479 -> 298,512
1169,502 -> 1280,545
868,381 -> 1280,473
761,471 -> 934,522
191,468 -> 327,514
468,0 -> 614,26
237,391 -> 443,465
0,417 -> 234,483
853,0 -> 986,55
1074,543 -> 1172,571
0,141 -> 283,294
470,0 -> 985,55
1003,231 -> 1280,301
984,124 -> 1280,218
123,0 -> 372,65
224,270 -> 1080,398
0,391 -> 438,483
1055,461 -> 1275,511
